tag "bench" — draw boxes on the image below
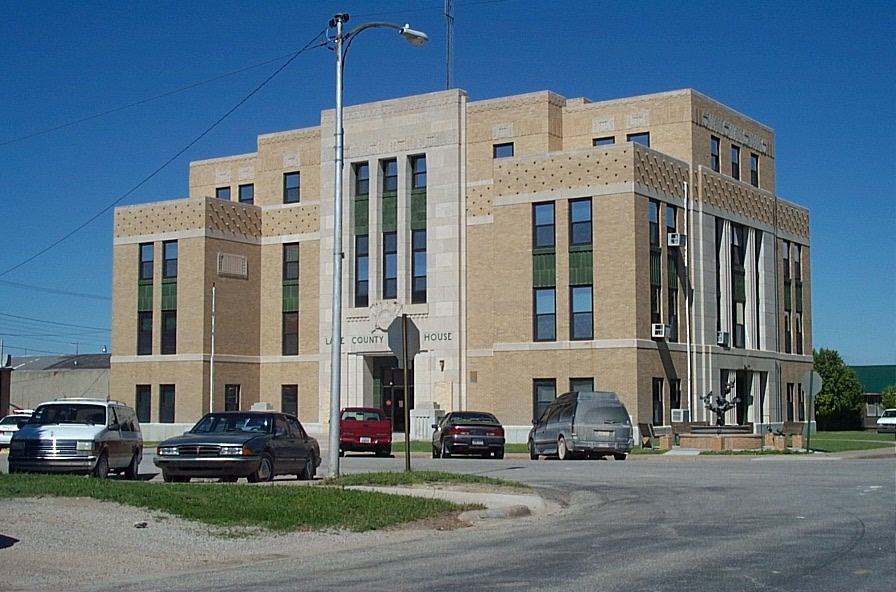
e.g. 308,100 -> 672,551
773,421 -> 805,437
638,423 -> 657,448
671,421 -> 708,436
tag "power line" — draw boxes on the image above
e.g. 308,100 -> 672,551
0,28 -> 329,279
0,280 -> 111,301
0,312 -> 111,333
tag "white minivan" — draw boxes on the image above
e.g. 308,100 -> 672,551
8,398 -> 143,479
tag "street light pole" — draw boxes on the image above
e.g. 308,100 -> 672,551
327,13 -> 428,479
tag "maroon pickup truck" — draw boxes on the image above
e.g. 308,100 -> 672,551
339,407 -> 392,457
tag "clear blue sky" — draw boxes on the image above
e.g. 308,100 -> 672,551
1,0 -> 893,365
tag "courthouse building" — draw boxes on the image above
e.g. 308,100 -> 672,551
110,88 -> 813,440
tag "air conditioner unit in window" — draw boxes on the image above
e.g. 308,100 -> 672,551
667,232 -> 686,248
651,323 -> 668,339
717,331 -> 730,347
671,409 -> 690,423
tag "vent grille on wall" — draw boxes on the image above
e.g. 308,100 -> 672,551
218,253 -> 248,279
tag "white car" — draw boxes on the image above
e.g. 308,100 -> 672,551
0,411 -> 33,448
877,408 -> 896,434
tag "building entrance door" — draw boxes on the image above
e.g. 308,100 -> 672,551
373,357 -> 414,433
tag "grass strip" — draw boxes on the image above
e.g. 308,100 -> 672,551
324,470 -> 530,490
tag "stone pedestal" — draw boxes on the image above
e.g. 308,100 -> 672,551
658,434 -> 673,450
790,434 -> 804,449
763,434 -> 786,450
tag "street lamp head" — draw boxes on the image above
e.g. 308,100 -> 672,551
399,24 -> 429,47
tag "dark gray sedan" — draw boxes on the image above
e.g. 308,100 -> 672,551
432,411 -> 505,459
153,411 -> 320,483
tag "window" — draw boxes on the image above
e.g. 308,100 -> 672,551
750,153 -> 759,187
797,385 -> 805,421
224,385 -> 240,412
355,235 -> 369,307
283,243 -> 299,281
652,377 -> 664,425
282,311 -> 298,355
161,311 -> 176,355
649,200 -> 660,247
383,232 -> 398,299
793,244 -> 801,281
533,379 -> 557,422
284,172 -> 300,203
534,288 -> 556,341
570,378 -> 594,393
281,385 -> 298,416
731,224 -> 747,349
215,187 -> 231,200
493,142 -> 514,158
162,241 -> 177,279
795,313 -> 803,355
783,240 -> 791,280
670,379 -> 682,410
593,136 -> 614,146
731,146 -> 740,180
666,204 -> 676,235
382,159 -> 398,193
627,132 -> 650,147
135,385 -> 151,423
784,311 -> 792,354
354,163 -> 369,196
710,136 -> 720,172
282,243 -> 299,355
412,230 -> 427,303
570,286 -> 593,340
238,184 -> 254,204
139,243 -> 153,280
411,155 -> 426,189
786,383 -> 795,422
533,202 -> 555,249
137,311 -> 152,355
569,199 -> 592,245
159,384 -> 175,423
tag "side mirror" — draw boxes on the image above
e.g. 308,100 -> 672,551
108,423 -> 121,431
531,419 -> 538,426
431,424 -> 438,429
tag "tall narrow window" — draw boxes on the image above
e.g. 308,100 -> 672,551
238,183 -> 254,204
281,385 -> 298,416
666,205 -> 678,341
534,288 -> 556,341
137,245 -> 153,355
224,385 -> 240,411
652,377 -> 664,425
649,200 -> 660,247
160,311 -> 176,355
162,241 -> 177,279
710,136 -> 720,172
135,385 -> 151,423
786,383 -> 795,421
411,155 -> 427,304
282,243 -> 299,355
159,384 -> 175,423
593,136 -> 614,146
383,232 -> 398,299
353,163 -> 370,308
139,243 -> 154,280
570,286 -> 593,340
731,145 -> 740,180
160,240 -> 177,355
750,153 -> 759,187
731,224 -> 746,348
533,379 -> 557,422
627,132 -> 650,147
284,172 -> 300,203
569,199 -> 592,245
650,200 -> 662,325
670,380 -> 682,410
215,187 -> 231,200
533,202 -> 555,249
493,143 -> 514,158
137,311 -> 152,355
382,159 -> 398,193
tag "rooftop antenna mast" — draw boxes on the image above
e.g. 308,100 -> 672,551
445,0 -> 454,89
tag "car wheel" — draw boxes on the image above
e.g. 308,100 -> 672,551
494,448 -> 505,460
299,453 -> 316,480
613,452 -> 627,461
248,453 -> 274,483
528,439 -> 539,460
123,451 -> 140,480
557,436 -> 570,461
375,447 -> 390,457
92,453 -> 110,479
441,440 -> 451,458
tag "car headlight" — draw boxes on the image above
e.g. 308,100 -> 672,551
219,446 -> 245,456
76,440 -> 95,452
157,446 -> 179,456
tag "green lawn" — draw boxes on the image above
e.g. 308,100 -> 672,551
808,430 -> 896,453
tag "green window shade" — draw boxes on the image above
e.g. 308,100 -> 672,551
784,279 -> 792,311
667,253 -> 678,280
382,193 -> 398,233
569,249 -> 593,286
137,281 -> 153,312
282,282 -> 299,313
161,279 -> 177,311
533,252 -> 556,288
410,189 -> 427,231
795,281 -> 803,313
354,196 -> 369,235
732,267 -> 746,302
650,250 -> 662,287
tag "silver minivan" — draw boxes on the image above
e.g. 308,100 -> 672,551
8,398 -> 143,478
529,391 -> 634,460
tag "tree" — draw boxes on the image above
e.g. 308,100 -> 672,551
881,385 -> 896,411
812,348 -> 865,430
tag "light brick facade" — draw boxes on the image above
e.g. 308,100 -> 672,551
110,88 -> 812,440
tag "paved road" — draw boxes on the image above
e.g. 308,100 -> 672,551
34,450 -> 888,592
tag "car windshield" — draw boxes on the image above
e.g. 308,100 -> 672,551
0,416 -> 20,425
30,404 -> 106,426
578,404 -> 631,425
341,409 -> 385,421
191,414 -> 273,434
882,410 -> 896,418
449,413 -> 498,424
